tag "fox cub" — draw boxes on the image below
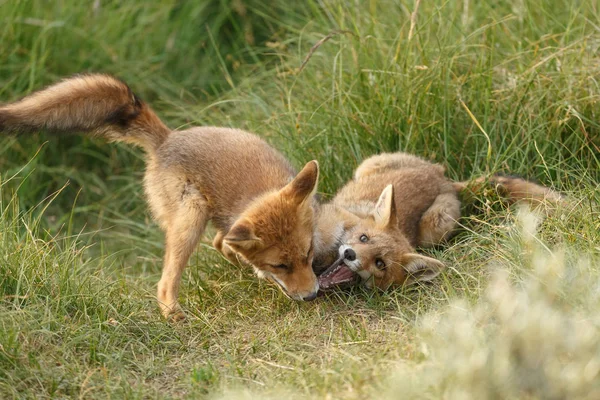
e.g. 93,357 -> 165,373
314,152 -> 563,291
0,74 -> 321,320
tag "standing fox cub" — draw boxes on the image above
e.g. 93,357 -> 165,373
314,153 -> 563,291
0,74 -> 320,320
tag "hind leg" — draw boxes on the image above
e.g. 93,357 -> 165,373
418,192 -> 461,247
156,190 -> 209,321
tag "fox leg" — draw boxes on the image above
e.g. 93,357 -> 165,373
157,195 -> 209,321
417,192 -> 461,247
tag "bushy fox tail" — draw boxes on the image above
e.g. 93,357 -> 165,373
0,74 -> 170,152
453,175 -> 565,206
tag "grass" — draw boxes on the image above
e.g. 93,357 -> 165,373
1,0 -> 600,398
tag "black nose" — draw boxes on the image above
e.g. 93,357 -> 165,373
344,248 -> 356,261
303,292 -> 318,301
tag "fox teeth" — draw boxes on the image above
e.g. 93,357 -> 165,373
318,262 -> 358,290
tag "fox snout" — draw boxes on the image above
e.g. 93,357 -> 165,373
272,275 -> 319,301
339,244 -> 362,271
343,247 -> 356,261
302,291 -> 318,301
286,282 -> 319,302
264,266 -> 319,302
338,244 -> 374,284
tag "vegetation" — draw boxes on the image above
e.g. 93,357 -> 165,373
1,0 -> 599,398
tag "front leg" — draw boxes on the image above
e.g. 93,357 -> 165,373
157,205 -> 208,321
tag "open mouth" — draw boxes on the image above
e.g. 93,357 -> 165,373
317,257 -> 360,291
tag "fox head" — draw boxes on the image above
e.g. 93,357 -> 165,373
334,184 -> 444,289
223,161 -> 320,301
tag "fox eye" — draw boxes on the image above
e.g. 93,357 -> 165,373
360,234 -> 369,243
375,259 -> 386,270
306,241 -> 314,259
274,264 -> 289,270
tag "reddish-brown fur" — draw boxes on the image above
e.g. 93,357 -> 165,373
314,152 -> 564,290
0,74 -> 320,320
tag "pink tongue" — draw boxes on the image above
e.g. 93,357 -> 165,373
318,264 -> 356,290
332,265 -> 355,282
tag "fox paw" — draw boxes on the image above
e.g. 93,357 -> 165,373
167,310 -> 187,323
161,304 -> 186,322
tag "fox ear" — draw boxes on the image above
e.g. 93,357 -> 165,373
402,253 -> 445,284
223,219 -> 262,251
335,206 -> 362,228
281,160 -> 319,205
373,184 -> 397,228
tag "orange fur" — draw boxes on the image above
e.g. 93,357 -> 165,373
1,74 -> 320,320
315,152 -> 563,290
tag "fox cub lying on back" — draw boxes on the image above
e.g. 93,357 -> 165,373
314,152 -> 563,291
0,74 -> 321,320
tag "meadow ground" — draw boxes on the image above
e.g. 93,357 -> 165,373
1,0 -> 599,398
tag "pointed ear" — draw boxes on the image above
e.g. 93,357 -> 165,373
402,253 -> 445,284
335,206 -> 362,228
373,184 -> 397,228
223,219 -> 262,251
281,160 -> 319,205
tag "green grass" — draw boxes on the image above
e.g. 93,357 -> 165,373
1,0 -> 600,398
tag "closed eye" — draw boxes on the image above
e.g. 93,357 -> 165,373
305,241 -> 314,262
